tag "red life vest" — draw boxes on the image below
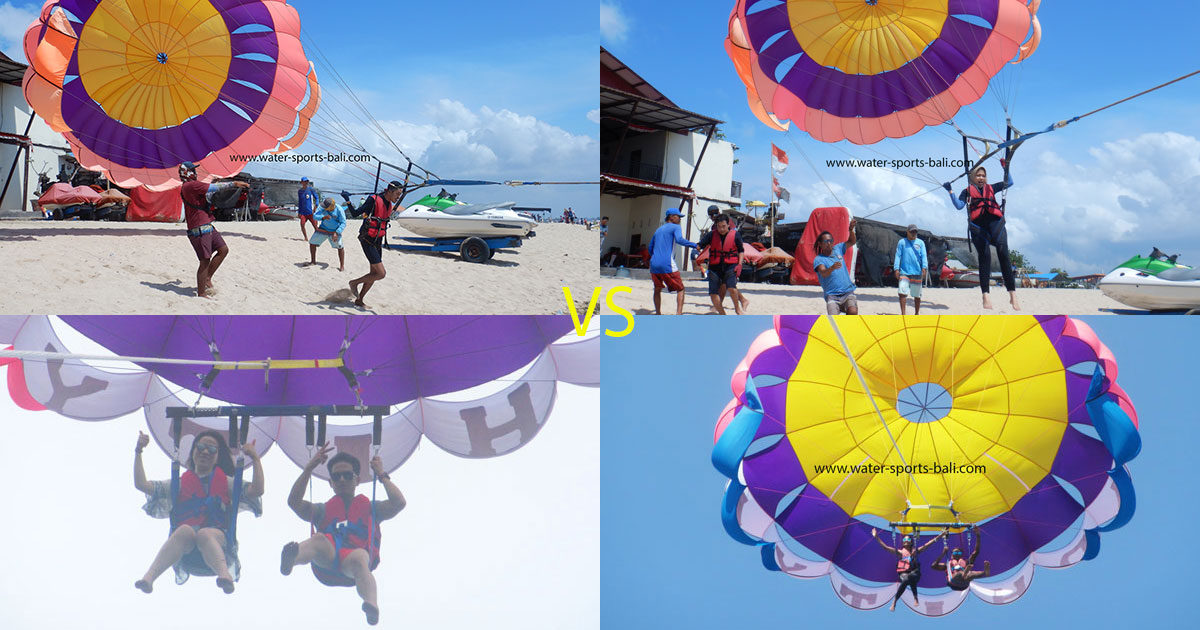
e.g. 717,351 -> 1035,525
319,494 -> 380,565
361,195 -> 390,239
966,184 -> 1003,222
709,229 -> 740,266
172,467 -> 230,531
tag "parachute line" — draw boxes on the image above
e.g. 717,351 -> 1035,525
822,314 -> 928,505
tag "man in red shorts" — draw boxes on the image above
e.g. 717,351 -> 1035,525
648,208 -> 698,315
280,444 -> 406,626
178,162 -> 248,298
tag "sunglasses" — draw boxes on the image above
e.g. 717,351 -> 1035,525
194,444 -> 218,455
330,471 -> 357,481
819,238 -> 834,244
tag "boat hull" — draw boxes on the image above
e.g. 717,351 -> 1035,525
394,207 -> 536,239
1099,267 -> 1200,310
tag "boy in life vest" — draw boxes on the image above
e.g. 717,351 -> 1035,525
695,213 -> 746,315
178,162 -> 249,298
944,162 -> 1021,311
133,430 -> 264,594
349,181 -> 404,309
280,444 -> 406,626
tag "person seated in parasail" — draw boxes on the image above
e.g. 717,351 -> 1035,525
133,430 -> 264,594
873,527 -> 946,611
931,529 -> 991,591
280,444 -> 406,626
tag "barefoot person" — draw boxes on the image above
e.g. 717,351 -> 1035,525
944,161 -> 1021,310
298,177 -> 319,240
696,213 -> 746,315
307,197 -> 347,271
349,181 -> 403,308
894,224 -> 928,315
179,162 -> 249,298
280,445 -> 406,626
814,220 -> 859,315
133,431 -> 263,594
873,528 -> 946,611
931,529 -> 990,591
648,208 -> 698,315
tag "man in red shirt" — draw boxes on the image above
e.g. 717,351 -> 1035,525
178,162 -> 248,298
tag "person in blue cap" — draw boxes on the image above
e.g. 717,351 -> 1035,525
893,224 -> 928,314
647,208 -> 698,315
298,177 -> 319,240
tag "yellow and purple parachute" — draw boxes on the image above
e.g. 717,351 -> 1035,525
22,0 -> 321,190
0,316 -> 597,477
713,316 -> 1139,615
726,0 -> 1042,143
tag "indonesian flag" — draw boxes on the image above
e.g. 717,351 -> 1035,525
771,143 -> 788,173
772,176 -> 790,203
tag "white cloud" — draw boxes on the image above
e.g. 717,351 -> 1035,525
587,109 -> 600,124
765,131 -> 1200,274
600,2 -> 630,44
0,2 -> 38,61
243,99 -> 598,215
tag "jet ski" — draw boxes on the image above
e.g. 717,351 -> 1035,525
392,190 -> 536,239
1099,248 -> 1200,310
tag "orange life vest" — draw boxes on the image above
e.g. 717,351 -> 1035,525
709,229 -> 740,266
361,195 -> 390,239
172,467 -> 230,531
319,494 -> 380,566
967,184 -> 1003,222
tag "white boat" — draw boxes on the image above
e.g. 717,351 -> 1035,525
393,193 -> 536,239
1099,265 -> 1200,311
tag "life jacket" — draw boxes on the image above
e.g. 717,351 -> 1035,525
709,229 -> 740,266
361,195 -> 390,239
897,549 -> 914,573
319,494 -> 380,566
172,467 -> 230,531
966,184 -> 1003,222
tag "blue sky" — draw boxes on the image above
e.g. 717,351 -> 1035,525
600,1 -> 1200,272
601,315 -> 1199,629
0,0 -> 599,216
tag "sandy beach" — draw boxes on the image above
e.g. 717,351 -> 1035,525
599,272 -> 1149,316
0,219 -> 599,314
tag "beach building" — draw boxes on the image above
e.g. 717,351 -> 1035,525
0,52 -> 74,214
600,47 -> 740,271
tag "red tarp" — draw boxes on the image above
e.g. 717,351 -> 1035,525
791,207 -> 855,285
37,183 -> 102,208
127,187 -> 182,222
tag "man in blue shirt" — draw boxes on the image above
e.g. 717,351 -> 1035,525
298,177 -> 319,240
813,219 -> 858,315
306,197 -> 348,271
648,208 -> 698,315
893,223 -> 928,314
